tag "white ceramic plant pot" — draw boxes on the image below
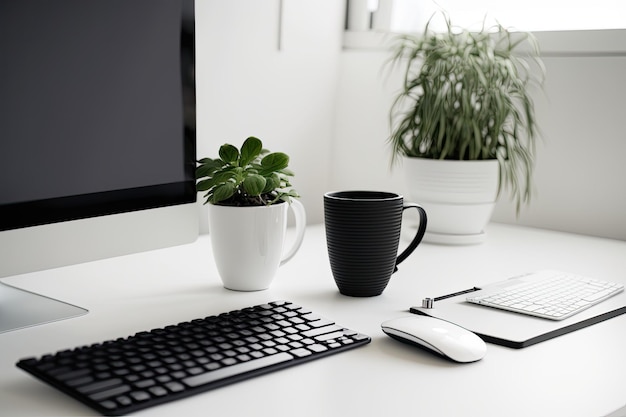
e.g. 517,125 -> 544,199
208,200 -> 306,291
404,158 -> 499,244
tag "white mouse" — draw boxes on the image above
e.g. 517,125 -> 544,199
381,315 -> 486,363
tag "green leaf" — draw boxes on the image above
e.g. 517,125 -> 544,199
196,159 -> 222,178
260,152 -> 289,172
196,178 -> 213,192
242,174 -> 266,196
240,136 -> 263,166
214,167 -> 238,181
262,173 -> 280,193
219,144 -> 239,165
212,182 -> 235,203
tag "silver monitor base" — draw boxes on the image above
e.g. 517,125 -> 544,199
0,281 -> 88,333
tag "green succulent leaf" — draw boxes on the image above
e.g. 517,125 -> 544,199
219,144 -> 240,165
243,174 -> 266,196
240,136 -> 263,166
196,178 -> 213,192
196,158 -> 223,178
211,182 -> 236,203
262,173 -> 280,193
260,152 -> 289,172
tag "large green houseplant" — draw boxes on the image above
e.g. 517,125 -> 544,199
196,136 -> 305,291
387,17 -> 544,243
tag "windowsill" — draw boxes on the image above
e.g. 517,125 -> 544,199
343,28 -> 626,57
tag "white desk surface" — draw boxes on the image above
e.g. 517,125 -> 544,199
1,223 -> 625,417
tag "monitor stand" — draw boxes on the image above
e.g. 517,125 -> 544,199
0,281 -> 88,333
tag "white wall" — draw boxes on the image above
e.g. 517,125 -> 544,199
195,0 -> 345,229
491,51 -> 626,240
332,48 -> 404,193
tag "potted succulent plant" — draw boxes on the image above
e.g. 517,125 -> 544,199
387,16 -> 544,244
196,136 -> 306,291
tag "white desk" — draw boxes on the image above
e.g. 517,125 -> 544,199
1,223 -> 625,417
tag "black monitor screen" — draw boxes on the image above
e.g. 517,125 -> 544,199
0,0 -> 196,231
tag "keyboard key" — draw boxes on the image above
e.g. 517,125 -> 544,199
183,352 -> 293,387
88,385 -> 131,402
583,288 -> 615,302
302,324 -> 344,338
77,378 -> 124,394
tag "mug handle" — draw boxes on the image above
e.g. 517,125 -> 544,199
395,203 -> 427,268
279,199 -> 307,266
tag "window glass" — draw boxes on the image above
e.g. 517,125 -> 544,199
380,0 -> 626,32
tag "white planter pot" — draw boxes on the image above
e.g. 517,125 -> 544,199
404,158 -> 499,244
208,200 -> 306,291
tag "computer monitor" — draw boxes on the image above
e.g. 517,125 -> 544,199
0,0 -> 198,332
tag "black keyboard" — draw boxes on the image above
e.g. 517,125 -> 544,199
17,300 -> 371,416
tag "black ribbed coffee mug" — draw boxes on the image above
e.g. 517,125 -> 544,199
324,191 -> 427,297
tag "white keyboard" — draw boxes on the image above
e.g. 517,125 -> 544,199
466,270 -> 624,320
